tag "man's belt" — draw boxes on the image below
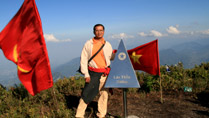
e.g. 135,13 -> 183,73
88,66 -> 111,76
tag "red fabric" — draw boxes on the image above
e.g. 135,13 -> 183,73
0,0 -> 53,95
112,40 -> 160,76
88,66 -> 111,76
128,40 -> 160,76
112,49 -> 117,53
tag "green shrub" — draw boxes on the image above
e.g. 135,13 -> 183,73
0,62 -> 209,117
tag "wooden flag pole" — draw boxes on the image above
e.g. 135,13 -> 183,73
159,76 -> 163,103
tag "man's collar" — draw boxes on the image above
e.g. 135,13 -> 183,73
92,37 -> 105,44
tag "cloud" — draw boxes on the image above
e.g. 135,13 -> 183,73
201,29 -> 209,35
183,29 -> 209,36
61,39 -> 72,42
166,25 -> 180,34
138,30 -> 163,37
109,33 -> 134,39
138,32 -> 147,37
44,34 -> 71,42
150,30 -> 163,37
44,34 -> 59,42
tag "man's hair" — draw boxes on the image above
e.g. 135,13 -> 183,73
93,24 -> 105,33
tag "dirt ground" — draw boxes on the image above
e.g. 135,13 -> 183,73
79,88 -> 209,118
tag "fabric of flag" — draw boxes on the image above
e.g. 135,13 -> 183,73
127,40 -> 160,76
0,0 -> 53,95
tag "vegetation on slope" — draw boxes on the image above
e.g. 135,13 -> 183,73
0,62 -> 208,117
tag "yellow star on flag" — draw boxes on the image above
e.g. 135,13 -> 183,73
13,44 -> 30,73
131,52 -> 142,64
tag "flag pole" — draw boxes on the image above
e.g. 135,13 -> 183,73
159,76 -> 163,103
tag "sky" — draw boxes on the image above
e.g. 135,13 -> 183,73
0,0 -> 209,68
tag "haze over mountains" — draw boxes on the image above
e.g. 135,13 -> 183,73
0,38 -> 209,87
52,38 -> 209,79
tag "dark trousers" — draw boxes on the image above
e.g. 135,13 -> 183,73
81,70 -> 103,104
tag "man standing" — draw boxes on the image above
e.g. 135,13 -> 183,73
75,24 -> 113,118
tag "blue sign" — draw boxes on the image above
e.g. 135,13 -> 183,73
105,40 -> 140,88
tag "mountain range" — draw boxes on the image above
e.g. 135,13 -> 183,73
52,39 -> 209,80
0,39 -> 209,87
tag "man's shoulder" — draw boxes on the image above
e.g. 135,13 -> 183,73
105,41 -> 112,47
105,40 -> 111,44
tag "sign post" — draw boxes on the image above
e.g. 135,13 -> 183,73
105,39 -> 140,118
123,88 -> 128,117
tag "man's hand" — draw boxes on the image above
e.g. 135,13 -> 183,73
85,77 -> 91,83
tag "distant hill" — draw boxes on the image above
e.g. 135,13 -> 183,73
52,57 -> 81,80
0,55 -> 20,87
160,41 -> 209,68
1,39 -> 209,87
159,49 -> 181,66
52,39 -> 209,77
0,69 -> 20,87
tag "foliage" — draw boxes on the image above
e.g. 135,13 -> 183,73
0,62 -> 208,117
137,62 -> 209,94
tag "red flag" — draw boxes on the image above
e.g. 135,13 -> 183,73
127,40 -> 160,76
0,0 -> 53,95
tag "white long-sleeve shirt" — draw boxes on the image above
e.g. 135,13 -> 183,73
80,38 -> 113,78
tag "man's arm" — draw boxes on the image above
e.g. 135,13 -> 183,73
80,43 -> 90,78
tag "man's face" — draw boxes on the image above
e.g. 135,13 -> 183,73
94,26 -> 104,39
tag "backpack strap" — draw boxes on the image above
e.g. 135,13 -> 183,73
88,41 -> 106,63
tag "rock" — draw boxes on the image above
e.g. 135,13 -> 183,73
127,115 -> 139,118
